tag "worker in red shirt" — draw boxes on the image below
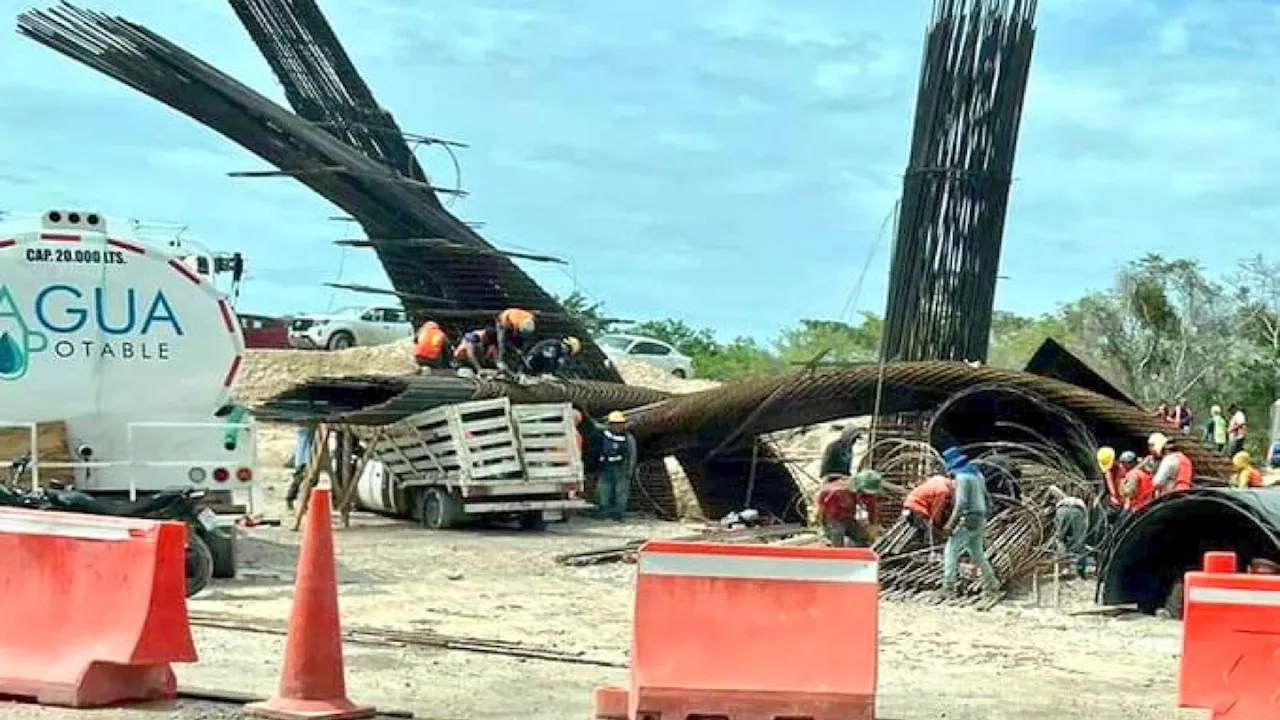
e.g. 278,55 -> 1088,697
815,470 -> 882,548
901,474 -> 953,544
1097,447 -> 1136,521
1149,432 -> 1194,498
412,320 -> 450,373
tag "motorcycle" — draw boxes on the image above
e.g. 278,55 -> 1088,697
3,455 -> 218,597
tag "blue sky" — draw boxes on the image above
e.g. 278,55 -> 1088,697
1,0 -> 1278,342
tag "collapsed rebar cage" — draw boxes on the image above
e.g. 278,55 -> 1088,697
881,0 -> 1038,364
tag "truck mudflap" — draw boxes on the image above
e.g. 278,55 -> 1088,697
460,498 -> 592,514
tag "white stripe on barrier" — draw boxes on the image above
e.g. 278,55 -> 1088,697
639,551 -> 878,584
0,516 -> 133,542
1188,586 -> 1280,608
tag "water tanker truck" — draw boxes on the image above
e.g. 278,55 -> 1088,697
0,209 -> 257,577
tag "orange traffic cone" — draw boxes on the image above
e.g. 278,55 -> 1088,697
246,488 -> 375,720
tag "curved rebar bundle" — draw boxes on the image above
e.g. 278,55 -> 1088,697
882,0 -> 1038,362
254,361 -> 1232,522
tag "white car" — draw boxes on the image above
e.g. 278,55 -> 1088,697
597,334 -> 695,378
288,306 -> 414,350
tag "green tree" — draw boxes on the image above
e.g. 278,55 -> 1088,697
774,314 -> 882,365
556,291 -> 621,336
1060,254 -> 1232,406
698,337 -> 786,380
986,311 -> 1087,370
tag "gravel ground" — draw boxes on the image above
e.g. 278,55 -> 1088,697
3,468 -> 1201,720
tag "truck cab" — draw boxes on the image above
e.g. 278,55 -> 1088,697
0,209 -> 258,576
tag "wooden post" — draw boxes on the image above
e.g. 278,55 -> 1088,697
337,430 -> 380,528
292,424 -> 332,532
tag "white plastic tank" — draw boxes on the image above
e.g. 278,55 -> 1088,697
355,460 -> 407,517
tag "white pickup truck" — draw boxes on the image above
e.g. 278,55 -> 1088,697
0,209 -> 258,578
288,305 -> 413,350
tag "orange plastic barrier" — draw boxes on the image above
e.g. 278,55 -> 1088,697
594,541 -> 879,720
0,507 -> 196,707
1179,551 -> 1280,719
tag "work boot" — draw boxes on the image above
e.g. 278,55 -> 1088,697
936,585 -> 958,602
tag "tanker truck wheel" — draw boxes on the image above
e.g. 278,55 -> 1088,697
207,528 -> 238,579
186,533 -> 215,598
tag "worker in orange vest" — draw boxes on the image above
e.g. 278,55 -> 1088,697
900,474 -> 953,544
1149,432 -> 1194,498
413,320 -> 450,373
1232,451 -> 1264,489
1120,457 -> 1156,518
494,307 -> 536,374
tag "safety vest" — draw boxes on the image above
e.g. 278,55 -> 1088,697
414,323 -> 447,360
1123,468 -> 1155,513
600,430 -> 630,466
1235,467 -> 1263,489
498,308 -> 534,332
1167,451 -> 1194,493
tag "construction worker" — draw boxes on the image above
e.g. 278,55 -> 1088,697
1149,432 -> 1194,498
1119,457 -> 1157,518
815,469 -> 883,548
819,426 -> 860,478
1207,405 -> 1228,453
494,307 -> 536,373
1048,485 -> 1090,579
285,424 -> 314,512
901,473 -> 954,544
412,320 -> 450,373
453,328 -> 496,375
1096,447 -> 1132,518
595,410 -> 636,521
1227,405 -> 1248,458
939,447 -> 1001,598
1232,451 -> 1264,489
524,336 -> 581,377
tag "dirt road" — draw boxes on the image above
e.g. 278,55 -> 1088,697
6,468 -> 1198,720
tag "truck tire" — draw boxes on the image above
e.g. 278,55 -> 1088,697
327,331 -> 355,350
518,511 -> 547,531
206,528 -> 238,579
186,533 -> 215,598
671,368 -> 687,379
420,487 -> 462,530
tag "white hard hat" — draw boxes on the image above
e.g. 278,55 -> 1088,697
1148,432 -> 1168,453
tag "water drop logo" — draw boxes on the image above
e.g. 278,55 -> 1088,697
0,286 -> 47,382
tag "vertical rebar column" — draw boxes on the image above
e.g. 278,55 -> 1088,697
881,0 -> 1038,363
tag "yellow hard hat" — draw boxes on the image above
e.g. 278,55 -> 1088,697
1148,432 -> 1168,454
518,317 -> 536,335
1096,446 -> 1115,472
1212,405 -> 1222,415
1233,451 -> 1252,470
565,336 -> 581,354
606,410 -> 626,424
